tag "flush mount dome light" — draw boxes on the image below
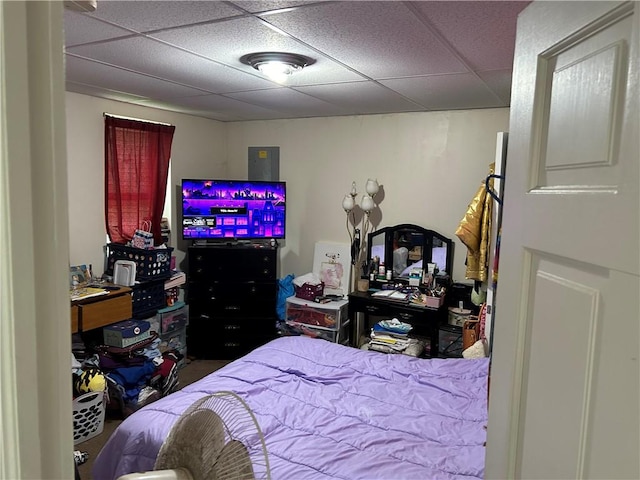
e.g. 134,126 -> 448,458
241,52 -> 315,82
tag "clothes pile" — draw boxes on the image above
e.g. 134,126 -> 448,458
74,332 -> 183,417
97,335 -> 182,416
367,318 -> 423,357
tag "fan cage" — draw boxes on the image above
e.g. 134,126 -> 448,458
161,391 -> 270,480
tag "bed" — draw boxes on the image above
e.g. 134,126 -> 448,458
93,336 -> 489,480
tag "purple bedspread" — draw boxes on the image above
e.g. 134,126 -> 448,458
93,336 -> 489,480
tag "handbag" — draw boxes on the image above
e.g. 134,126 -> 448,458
462,318 -> 480,350
132,220 -> 154,249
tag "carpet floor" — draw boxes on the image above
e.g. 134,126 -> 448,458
76,358 -> 231,480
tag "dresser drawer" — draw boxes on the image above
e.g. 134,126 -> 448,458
187,316 -> 275,359
71,305 -> 79,334
189,281 -> 276,317
80,293 -> 132,331
189,247 -> 277,281
190,312 -> 275,335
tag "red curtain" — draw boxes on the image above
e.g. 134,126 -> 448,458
105,115 -> 175,245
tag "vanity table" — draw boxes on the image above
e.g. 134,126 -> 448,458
348,291 -> 447,357
348,223 -> 454,357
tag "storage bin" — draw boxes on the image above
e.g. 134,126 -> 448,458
425,295 -> 445,308
285,319 -> 350,344
157,301 -> 188,334
159,326 -> 187,356
106,243 -> 173,281
448,307 -> 472,327
72,390 -> 106,444
132,278 -> 167,318
294,282 -> 324,301
285,297 -> 348,329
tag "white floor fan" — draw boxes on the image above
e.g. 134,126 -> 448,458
118,392 -> 270,480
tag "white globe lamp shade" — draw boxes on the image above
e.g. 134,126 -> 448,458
342,195 -> 355,212
361,194 -> 375,213
365,179 -> 379,196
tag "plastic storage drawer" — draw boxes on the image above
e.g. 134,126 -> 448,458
285,297 -> 348,329
285,320 -> 350,345
157,301 -> 188,334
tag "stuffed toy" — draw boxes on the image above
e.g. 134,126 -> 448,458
74,367 -> 106,395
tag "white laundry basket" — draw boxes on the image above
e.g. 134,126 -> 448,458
72,390 -> 106,444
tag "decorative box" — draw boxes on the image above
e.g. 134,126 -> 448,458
103,319 -> 151,348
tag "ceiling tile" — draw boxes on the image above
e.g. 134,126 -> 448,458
66,56 -> 209,100
63,0 -> 526,121
66,82 -> 150,104
410,1 -> 530,72
67,37 -> 278,93
380,74 -> 504,110
226,88 -> 352,117
477,69 -> 514,105
64,10 -> 134,47
170,94 -> 287,121
295,82 -> 423,114
260,1 -> 469,79
85,0 -> 242,32
150,16 -> 364,85
229,1 -> 333,14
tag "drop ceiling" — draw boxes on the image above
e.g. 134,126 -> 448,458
64,0 -> 531,122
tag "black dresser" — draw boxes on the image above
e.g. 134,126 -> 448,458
187,244 -> 278,359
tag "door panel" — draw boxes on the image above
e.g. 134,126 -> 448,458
486,2 -> 639,479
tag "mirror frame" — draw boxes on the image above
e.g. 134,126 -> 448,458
366,223 -> 454,281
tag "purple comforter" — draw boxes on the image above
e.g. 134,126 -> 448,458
93,336 -> 489,480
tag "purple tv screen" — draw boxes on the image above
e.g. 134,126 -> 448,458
181,179 -> 286,240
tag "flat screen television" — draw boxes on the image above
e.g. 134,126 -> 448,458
181,179 -> 286,241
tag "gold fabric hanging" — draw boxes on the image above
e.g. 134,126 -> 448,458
455,163 -> 495,282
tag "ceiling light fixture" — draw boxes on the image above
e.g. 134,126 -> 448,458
240,52 -> 315,83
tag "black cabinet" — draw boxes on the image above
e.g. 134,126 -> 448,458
187,245 -> 278,359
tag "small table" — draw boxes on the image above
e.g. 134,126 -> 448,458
71,285 -> 132,333
348,291 -> 447,357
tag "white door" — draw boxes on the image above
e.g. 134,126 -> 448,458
486,2 -> 638,479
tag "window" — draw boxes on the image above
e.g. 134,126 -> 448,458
104,115 -> 175,245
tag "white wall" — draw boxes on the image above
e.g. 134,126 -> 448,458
65,96 -> 508,284
226,109 -> 509,283
65,92 -> 227,273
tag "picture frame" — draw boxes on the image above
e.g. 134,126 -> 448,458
312,241 -> 351,297
69,264 -> 91,288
